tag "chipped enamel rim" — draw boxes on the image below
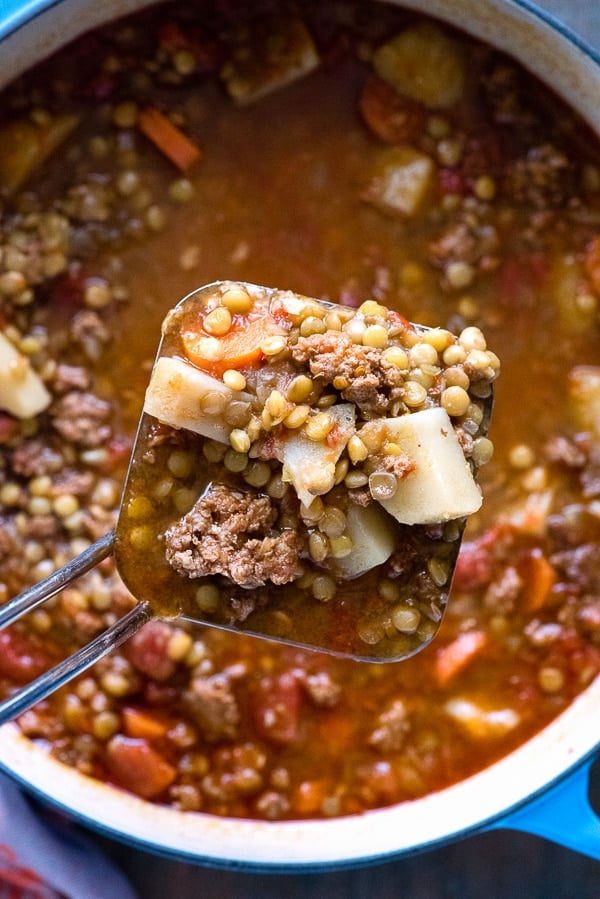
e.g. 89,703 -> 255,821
0,0 -> 599,869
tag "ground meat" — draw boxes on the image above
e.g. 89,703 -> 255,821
50,391 -> 112,447
503,144 -> 573,208
371,451 -> 414,479
70,310 -> 110,361
348,486 -> 372,507
551,543 -> 600,595
183,673 -> 240,742
429,220 -> 499,271
543,435 -> 587,468
52,363 -> 92,394
368,699 -> 410,753
51,468 -> 95,497
483,565 -> 523,614
302,671 -> 341,708
26,515 -> 62,540
11,438 -> 64,477
581,446 -> 600,498
290,330 -> 405,418
165,483 -> 304,588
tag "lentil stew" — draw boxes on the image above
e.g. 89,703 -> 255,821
0,0 -> 599,820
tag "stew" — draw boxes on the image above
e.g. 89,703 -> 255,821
0,0 -> 598,819
115,280 -> 496,658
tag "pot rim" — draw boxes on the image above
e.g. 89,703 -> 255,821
0,676 -> 598,870
0,0 -> 599,869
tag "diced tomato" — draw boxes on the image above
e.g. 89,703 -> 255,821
0,413 -> 18,444
125,621 -> 177,682
359,75 -> 426,145
106,735 -> 176,799
252,671 -> 301,745
0,628 -> 50,683
102,434 -> 134,472
438,166 -> 465,196
453,540 -> 494,591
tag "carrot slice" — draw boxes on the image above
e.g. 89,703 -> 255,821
521,551 -> 557,611
182,316 -> 285,372
434,630 -> 487,686
138,107 -> 201,171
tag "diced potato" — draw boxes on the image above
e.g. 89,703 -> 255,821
0,114 -> 79,195
444,697 -> 520,739
281,403 -> 355,507
361,407 -> 482,524
0,331 -> 51,419
549,256 -> 597,334
144,355 -> 252,444
221,15 -> 319,105
362,146 -> 434,218
568,365 -> 600,435
373,23 -> 466,109
334,502 -> 395,580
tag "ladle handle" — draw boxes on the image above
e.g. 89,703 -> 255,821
0,601 -> 152,725
0,530 -> 116,629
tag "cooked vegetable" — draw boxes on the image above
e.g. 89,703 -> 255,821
0,113 -> 78,195
568,365 -> 600,435
0,331 -> 51,418
373,23 -> 466,109
361,407 -> 482,524
281,403 -> 356,506
333,503 -> 395,579
362,146 -> 435,217
221,14 -> 319,104
138,107 -> 202,171
182,315 -> 286,373
143,355 -> 252,442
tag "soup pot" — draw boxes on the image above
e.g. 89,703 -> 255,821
0,0 -> 599,870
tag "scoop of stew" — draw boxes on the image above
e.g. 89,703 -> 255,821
114,281 -> 499,660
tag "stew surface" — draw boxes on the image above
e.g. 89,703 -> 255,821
0,0 -> 599,819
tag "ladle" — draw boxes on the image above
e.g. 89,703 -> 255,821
0,282 -> 495,723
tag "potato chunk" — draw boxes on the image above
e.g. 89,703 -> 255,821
221,15 -> 319,105
373,23 -> 466,109
0,331 -> 51,418
363,146 -> 434,217
334,503 -> 395,580
568,365 -> 600,436
144,355 -> 252,443
281,403 -> 355,507
361,407 -> 482,524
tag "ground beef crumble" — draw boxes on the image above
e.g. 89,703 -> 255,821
290,330 -> 406,418
164,483 -> 304,588
50,391 -> 112,447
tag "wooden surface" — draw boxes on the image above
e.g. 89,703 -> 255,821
86,2 -> 600,895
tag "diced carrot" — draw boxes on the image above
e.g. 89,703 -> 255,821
138,107 -> 201,172
106,736 -> 176,799
521,550 -> 557,611
122,706 -> 170,740
292,780 -> 328,815
182,315 -> 285,373
434,630 -> 487,687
